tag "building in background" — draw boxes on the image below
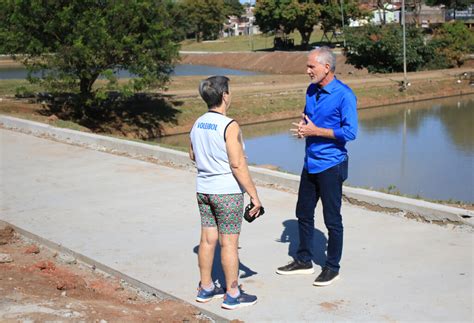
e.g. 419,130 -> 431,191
445,4 -> 474,29
223,5 -> 260,37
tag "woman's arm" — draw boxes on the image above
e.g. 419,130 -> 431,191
225,121 -> 262,216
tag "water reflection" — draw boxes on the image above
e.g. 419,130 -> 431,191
157,95 -> 474,203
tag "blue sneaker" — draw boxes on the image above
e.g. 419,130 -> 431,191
221,288 -> 257,310
195,282 -> 225,303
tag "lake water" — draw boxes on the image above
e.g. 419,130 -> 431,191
0,64 -> 260,79
157,95 -> 474,203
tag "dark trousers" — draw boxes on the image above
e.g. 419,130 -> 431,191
296,158 -> 348,273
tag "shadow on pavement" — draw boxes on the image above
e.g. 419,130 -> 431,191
277,219 -> 327,268
193,244 -> 258,289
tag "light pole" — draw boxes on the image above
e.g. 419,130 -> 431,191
340,0 -> 346,47
402,0 -> 408,90
249,21 -> 254,51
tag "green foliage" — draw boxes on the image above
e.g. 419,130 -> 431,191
345,24 -> 434,73
254,0 -> 284,34
0,0 -> 179,101
255,0 -> 321,48
183,0 -> 226,41
282,1 -> 320,48
14,85 -> 35,98
320,0 -> 366,33
176,0 -> 243,42
345,20 -> 473,73
224,0 -> 245,17
428,21 -> 474,68
165,0 -> 193,42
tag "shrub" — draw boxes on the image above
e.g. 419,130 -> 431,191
344,24 -> 433,73
428,21 -> 474,68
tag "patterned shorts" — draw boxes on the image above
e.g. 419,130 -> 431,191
196,193 -> 244,234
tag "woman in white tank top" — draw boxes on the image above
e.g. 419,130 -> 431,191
189,76 -> 263,309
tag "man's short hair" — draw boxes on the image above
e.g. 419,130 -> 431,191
310,46 -> 336,72
199,76 -> 230,109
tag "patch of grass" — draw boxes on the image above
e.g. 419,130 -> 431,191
166,74 -> 307,93
1,76 -> 472,142
158,142 -> 188,152
180,29 -> 337,52
0,80 -> 43,96
354,183 -> 473,207
53,119 -> 91,132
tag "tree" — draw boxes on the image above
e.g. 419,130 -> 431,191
224,0 -> 245,17
376,0 -> 389,25
429,21 -> 474,67
165,0 -> 193,42
255,0 -> 321,48
410,0 -> 423,26
319,1 -> 367,37
254,0 -> 285,34
344,24 -> 433,73
183,0 -> 226,41
282,0 -> 321,49
0,0 -> 179,101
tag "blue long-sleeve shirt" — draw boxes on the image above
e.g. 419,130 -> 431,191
304,78 -> 358,174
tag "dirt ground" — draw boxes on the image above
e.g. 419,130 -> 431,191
180,51 -> 369,76
181,51 -> 474,76
0,225 -> 212,322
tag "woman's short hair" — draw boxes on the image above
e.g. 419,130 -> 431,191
199,76 -> 230,109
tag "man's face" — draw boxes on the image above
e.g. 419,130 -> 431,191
306,54 -> 329,85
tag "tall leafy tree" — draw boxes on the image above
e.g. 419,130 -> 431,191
255,0 -> 321,48
165,0 -> 192,41
320,0 -> 366,35
183,0 -> 226,41
224,0 -> 245,17
344,24 -> 433,73
282,0 -> 321,48
0,0 -> 179,99
254,0 -> 284,34
429,21 -> 474,67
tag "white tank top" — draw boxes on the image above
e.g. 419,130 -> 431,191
190,111 -> 244,194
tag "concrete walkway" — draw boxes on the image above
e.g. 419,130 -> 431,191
1,128 -> 472,322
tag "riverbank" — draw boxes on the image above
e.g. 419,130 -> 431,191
1,74 -> 473,138
180,51 -> 367,75
1,52 -> 473,138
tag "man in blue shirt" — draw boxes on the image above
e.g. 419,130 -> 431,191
276,47 -> 358,286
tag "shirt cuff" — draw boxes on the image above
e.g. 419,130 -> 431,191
333,128 -> 345,142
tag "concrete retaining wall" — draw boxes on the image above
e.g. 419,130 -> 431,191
1,115 -> 472,227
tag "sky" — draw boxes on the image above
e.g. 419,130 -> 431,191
240,0 -> 255,4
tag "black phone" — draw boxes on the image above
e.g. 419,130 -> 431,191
244,202 -> 265,223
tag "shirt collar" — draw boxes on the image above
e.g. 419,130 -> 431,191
317,77 -> 338,94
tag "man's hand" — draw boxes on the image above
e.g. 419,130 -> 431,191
300,115 -> 319,137
290,113 -> 306,138
291,114 -> 320,138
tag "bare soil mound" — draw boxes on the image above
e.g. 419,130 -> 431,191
0,226 -> 210,322
180,51 -> 368,76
